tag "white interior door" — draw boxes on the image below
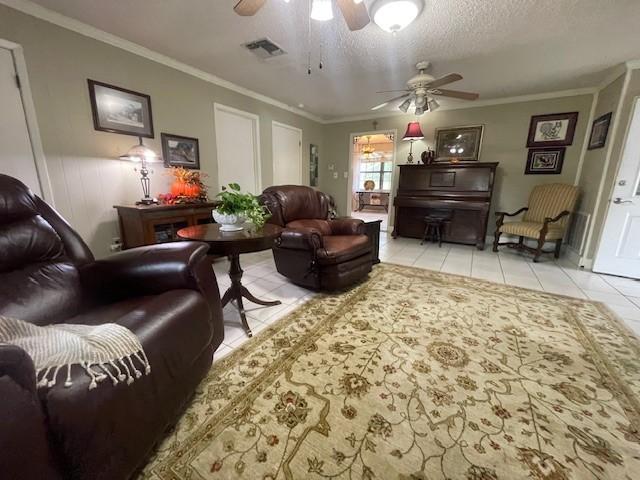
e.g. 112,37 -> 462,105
214,104 -> 261,194
593,97 -> 640,278
0,47 -> 41,196
272,121 -> 302,186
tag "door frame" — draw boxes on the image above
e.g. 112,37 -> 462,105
0,39 -> 53,204
213,102 -> 262,193
347,129 -> 398,222
272,120 -> 303,185
593,95 -> 640,276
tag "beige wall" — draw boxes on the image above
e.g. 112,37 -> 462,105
586,70 -> 640,260
0,5 -> 323,257
321,94 -> 594,233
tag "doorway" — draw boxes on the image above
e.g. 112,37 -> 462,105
348,131 -> 396,232
0,41 -> 48,198
272,121 -> 302,186
593,97 -> 640,279
214,103 -> 261,194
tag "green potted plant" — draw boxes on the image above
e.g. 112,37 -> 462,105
213,183 -> 270,231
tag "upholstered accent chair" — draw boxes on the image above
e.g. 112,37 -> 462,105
492,183 -> 579,262
260,185 -> 372,290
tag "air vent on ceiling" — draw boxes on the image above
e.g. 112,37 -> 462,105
244,38 -> 286,59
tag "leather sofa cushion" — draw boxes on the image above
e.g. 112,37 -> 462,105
287,219 -> 332,236
0,261 -> 82,326
317,235 -> 371,265
40,289 -> 213,480
0,216 -> 64,273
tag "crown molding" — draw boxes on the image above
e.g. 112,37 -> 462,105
0,0 -> 324,124
323,87 -> 597,124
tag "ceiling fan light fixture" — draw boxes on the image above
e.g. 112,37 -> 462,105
427,97 -> 440,111
371,0 -> 423,33
398,98 -> 412,113
414,106 -> 425,115
311,0 -> 334,21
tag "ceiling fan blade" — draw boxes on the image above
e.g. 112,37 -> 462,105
371,93 -> 411,111
234,0 -> 266,16
426,73 -> 463,89
375,89 -> 411,94
336,0 -> 370,31
430,88 -> 479,100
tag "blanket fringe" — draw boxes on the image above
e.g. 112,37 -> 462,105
35,350 -> 151,390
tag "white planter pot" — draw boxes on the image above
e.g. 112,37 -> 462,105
212,210 -> 245,232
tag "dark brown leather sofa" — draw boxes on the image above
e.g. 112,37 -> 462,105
0,174 -> 224,480
260,185 -> 372,289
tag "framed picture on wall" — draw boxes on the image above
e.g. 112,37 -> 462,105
88,79 -> 154,138
587,112 -> 612,150
524,147 -> 565,175
310,144 -> 319,187
161,133 -> 200,169
526,112 -> 578,147
434,125 -> 484,162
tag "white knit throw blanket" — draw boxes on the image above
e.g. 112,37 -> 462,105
0,315 -> 151,390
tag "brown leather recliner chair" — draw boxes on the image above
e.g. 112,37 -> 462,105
260,185 -> 372,290
0,174 -> 224,480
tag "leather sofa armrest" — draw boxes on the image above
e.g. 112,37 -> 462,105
330,218 -> 365,235
80,242 -> 223,320
0,345 -> 62,479
279,228 -> 324,251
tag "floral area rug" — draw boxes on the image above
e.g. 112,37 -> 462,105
141,264 -> 640,480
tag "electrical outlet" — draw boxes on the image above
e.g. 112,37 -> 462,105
343,171 -> 348,179
333,172 -> 338,179
328,164 -> 335,171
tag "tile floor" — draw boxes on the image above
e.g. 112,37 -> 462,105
213,233 -> 640,361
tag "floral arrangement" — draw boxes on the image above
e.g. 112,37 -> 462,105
216,183 -> 270,229
160,167 -> 209,204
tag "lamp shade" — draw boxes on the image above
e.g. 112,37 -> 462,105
119,137 -> 160,163
402,121 -> 424,141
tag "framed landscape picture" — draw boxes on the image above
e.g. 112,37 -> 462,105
525,147 -> 565,175
526,112 -> 578,147
161,133 -> 200,169
434,125 -> 484,162
587,112 -> 612,150
88,79 -> 154,138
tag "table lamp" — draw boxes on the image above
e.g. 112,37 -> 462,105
119,137 -> 161,205
402,121 -> 424,163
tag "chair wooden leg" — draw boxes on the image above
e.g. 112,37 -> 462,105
437,225 -> 442,247
492,231 -> 501,252
533,234 -> 546,263
518,236 -> 524,246
554,239 -> 562,258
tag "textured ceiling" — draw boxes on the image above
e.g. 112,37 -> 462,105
26,0 -> 640,120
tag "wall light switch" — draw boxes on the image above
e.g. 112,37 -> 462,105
333,172 -> 338,179
343,171 -> 348,179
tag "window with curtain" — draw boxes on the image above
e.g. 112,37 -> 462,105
358,160 -> 393,191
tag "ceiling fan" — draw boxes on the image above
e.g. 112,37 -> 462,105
372,61 -> 480,115
234,0 -> 370,31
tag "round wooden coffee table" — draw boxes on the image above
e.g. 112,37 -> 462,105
177,223 -> 283,337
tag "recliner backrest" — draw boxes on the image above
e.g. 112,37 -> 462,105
0,175 -> 94,325
262,185 -> 331,225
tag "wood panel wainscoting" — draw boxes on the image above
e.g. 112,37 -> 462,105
392,162 -> 498,249
114,202 -> 218,249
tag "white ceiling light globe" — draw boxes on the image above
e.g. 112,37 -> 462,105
371,0 -> 423,33
310,0 -> 334,21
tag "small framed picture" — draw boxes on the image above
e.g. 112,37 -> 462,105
161,133 -> 200,169
525,148 -> 565,175
310,144 -> 319,187
435,125 -> 484,162
87,80 -> 154,137
526,112 -> 578,147
587,112 -> 612,150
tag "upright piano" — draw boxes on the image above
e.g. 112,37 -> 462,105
392,162 -> 498,249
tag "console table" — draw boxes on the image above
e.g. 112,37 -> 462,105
114,202 -> 218,249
